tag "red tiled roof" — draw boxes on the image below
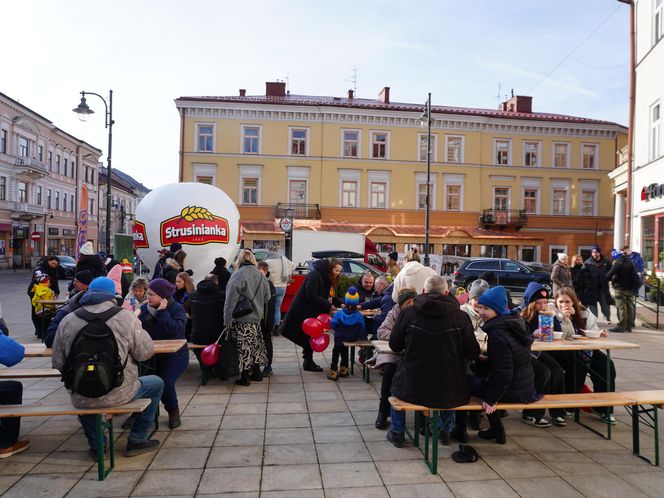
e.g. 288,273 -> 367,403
177,94 -> 623,127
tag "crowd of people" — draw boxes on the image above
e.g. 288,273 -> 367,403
0,242 -> 644,460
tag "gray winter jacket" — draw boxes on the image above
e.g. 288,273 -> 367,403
52,299 -> 154,408
223,263 -> 271,326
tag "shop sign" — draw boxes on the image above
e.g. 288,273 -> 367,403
641,183 -> 664,202
63,229 -> 75,236
48,228 -> 59,236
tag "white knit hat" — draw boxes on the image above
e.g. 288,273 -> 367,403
80,241 -> 94,255
557,252 -> 568,261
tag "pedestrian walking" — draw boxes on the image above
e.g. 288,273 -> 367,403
570,254 -> 584,300
257,261 -> 276,377
551,253 -> 572,295
606,247 -> 639,332
265,253 -> 295,333
581,246 -> 612,322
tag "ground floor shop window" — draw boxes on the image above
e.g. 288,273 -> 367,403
47,239 -> 58,255
519,246 -> 537,262
375,242 -> 396,253
442,244 -> 471,257
480,245 -> 507,258
549,245 -> 567,264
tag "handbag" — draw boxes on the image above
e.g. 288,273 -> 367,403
232,281 -> 261,319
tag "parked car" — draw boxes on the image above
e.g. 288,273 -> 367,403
452,258 -> 552,293
307,258 -> 386,280
55,255 -> 76,279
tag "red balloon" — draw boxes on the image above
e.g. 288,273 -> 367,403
309,333 -> 330,353
302,318 -> 324,338
316,313 -> 332,330
200,343 -> 220,366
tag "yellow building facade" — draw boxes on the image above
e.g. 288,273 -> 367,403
175,83 -> 626,264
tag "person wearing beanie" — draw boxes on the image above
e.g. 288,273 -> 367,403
52,276 -> 164,459
460,279 -> 491,349
387,276 -> 479,448
43,270 -> 94,348
387,252 -> 400,278
30,271 -> 55,338
74,243 -> 107,282
373,287 -> 416,430
581,246 -> 612,322
472,286 -> 540,444
551,253 -> 572,295
328,287 -> 366,381
391,254 -> 437,303
138,278 -> 188,429
210,256 -> 232,292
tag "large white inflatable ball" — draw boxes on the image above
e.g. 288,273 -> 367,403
133,183 -> 241,283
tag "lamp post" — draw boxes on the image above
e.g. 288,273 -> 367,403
42,210 -> 53,256
73,90 -> 113,255
420,92 -> 432,267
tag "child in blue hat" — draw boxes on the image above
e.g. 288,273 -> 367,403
328,287 -> 366,381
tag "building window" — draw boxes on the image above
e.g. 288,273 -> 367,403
370,182 -> 386,208
56,154 -> 61,173
0,176 -> 6,201
38,145 -> 43,162
63,193 -> 68,212
196,176 -> 213,185
342,130 -> 360,158
480,245 -> 507,258
656,0 -> 663,44
580,190 -> 596,216
70,195 -> 75,212
524,141 -> 540,167
445,184 -> 461,211
371,132 -> 388,159
63,158 -> 68,176
651,102 -> 661,161
0,130 -> 6,154
415,172 -> 436,211
18,137 -> 29,157
519,246 -> 537,262
549,245 -> 568,264
445,136 -> 464,163
48,151 -> 52,170
197,124 -> 214,152
241,178 -> 259,205
18,182 -> 27,203
494,139 -> 511,165
90,169 -> 95,184
290,128 -> 307,156
90,198 -> 95,215
417,183 -> 429,209
341,180 -> 358,207
581,144 -> 598,169
523,188 -> 538,214
552,189 -> 568,215
493,187 -> 510,210
418,134 -> 437,162
47,189 -> 52,209
242,126 -> 260,154
37,186 -> 42,205
553,143 -> 569,168
55,191 -> 60,210
288,179 -> 307,204
71,160 -> 76,178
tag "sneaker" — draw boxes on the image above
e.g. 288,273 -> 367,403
87,446 -> 107,462
303,360 -> 323,372
327,370 -> 339,381
262,366 -> 273,378
124,439 -> 160,457
386,430 -> 405,448
521,416 -> 552,428
0,440 -> 30,459
552,416 -> 567,427
565,410 -> 575,419
338,366 -> 350,378
592,409 -> 617,425
609,327 -> 627,333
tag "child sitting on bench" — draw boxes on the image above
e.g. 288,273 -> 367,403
328,287 -> 365,381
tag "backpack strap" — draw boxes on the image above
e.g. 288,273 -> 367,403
74,306 -> 122,323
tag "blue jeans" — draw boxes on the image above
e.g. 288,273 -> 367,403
274,286 -> 286,326
79,375 -> 164,449
155,352 -> 189,411
390,407 -> 455,435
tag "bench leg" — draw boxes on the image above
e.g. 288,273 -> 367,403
423,411 -> 440,475
94,414 -> 115,481
362,347 -> 371,383
350,347 -> 355,376
631,404 -> 661,466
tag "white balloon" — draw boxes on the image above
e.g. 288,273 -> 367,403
133,182 -> 240,284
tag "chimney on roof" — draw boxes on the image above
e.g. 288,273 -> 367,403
500,94 -> 532,113
378,86 -> 390,104
348,89 -> 354,99
265,81 -> 286,97
239,89 -> 246,97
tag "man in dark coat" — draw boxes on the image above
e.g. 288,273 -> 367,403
386,275 -> 479,448
210,257 -> 231,292
606,248 -> 638,332
280,258 -> 342,372
258,261 -> 276,377
189,274 -> 225,385
581,246 -> 612,322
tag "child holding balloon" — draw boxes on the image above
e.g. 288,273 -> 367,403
328,287 -> 366,381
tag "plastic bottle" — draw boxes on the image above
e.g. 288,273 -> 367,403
538,313 -> 553,342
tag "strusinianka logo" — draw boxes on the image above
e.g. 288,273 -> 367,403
133,220 -> 149,249
160,206 -> 230,246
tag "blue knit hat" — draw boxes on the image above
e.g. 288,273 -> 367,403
87,277 -> 117,298
522,281 -> 549,306
345,286 -> 360,306
478,285 -> 511,315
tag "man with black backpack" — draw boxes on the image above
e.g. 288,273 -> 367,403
52,277 -> 164,459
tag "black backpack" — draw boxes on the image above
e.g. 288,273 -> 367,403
62,306 -> 127,398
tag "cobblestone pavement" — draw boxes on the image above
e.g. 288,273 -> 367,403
1,269 -> 664,497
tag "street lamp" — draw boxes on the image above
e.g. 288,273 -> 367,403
73,90 -> 114,255
43,210 -> 53,256
420,92 -> 432,267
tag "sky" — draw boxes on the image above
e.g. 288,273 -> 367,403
4,0 -> 630,190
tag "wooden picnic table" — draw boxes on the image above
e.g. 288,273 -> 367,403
22,339 -> 187,358
531,337 -> 640,351
36,299 -> 68,306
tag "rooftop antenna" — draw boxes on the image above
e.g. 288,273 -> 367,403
495,83 -> 502,105
511,88 -> 514,98
285,72 -> 290,94
345,66 -> 357,94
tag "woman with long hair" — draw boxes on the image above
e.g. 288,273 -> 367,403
280,258 -> 343,372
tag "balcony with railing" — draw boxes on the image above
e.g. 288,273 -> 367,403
10,201 -> 46,219
14,156 -> 49,178
275,203 -> 321,219
479,209 -> 527,230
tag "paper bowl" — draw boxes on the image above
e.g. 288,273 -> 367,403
553,331 -> 564,340
582,329 -> 602,338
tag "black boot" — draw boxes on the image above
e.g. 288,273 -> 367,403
451,425 -> 469,443
468,411 -> 482,430
303,359 -> 323,372
200,365 -> 212,386
167,408 -> 181,429
375,412 -> 388,430
235,371 -> 251,386
250,364 -> 263,382
478,413 -> 506,444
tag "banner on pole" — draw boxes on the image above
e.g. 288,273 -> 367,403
76,184 -> 89,257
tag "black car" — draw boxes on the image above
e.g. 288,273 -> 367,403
54,255 -> 76,279
453,258 -> 552,293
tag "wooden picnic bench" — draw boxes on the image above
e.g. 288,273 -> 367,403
22,339 -> 188,358
343,340 -> 375,382
0,398 -> 150,481
390,390 -> 664,474
0,368 -> 61,379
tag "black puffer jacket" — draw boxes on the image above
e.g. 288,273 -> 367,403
481,314 -> 538,406
75,254 -> 107,279
581,256 -> 611,304
606,255 -> 637,291
390,293 -> 479,408
189,279 -> 225,345
210,258 -> 231,292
